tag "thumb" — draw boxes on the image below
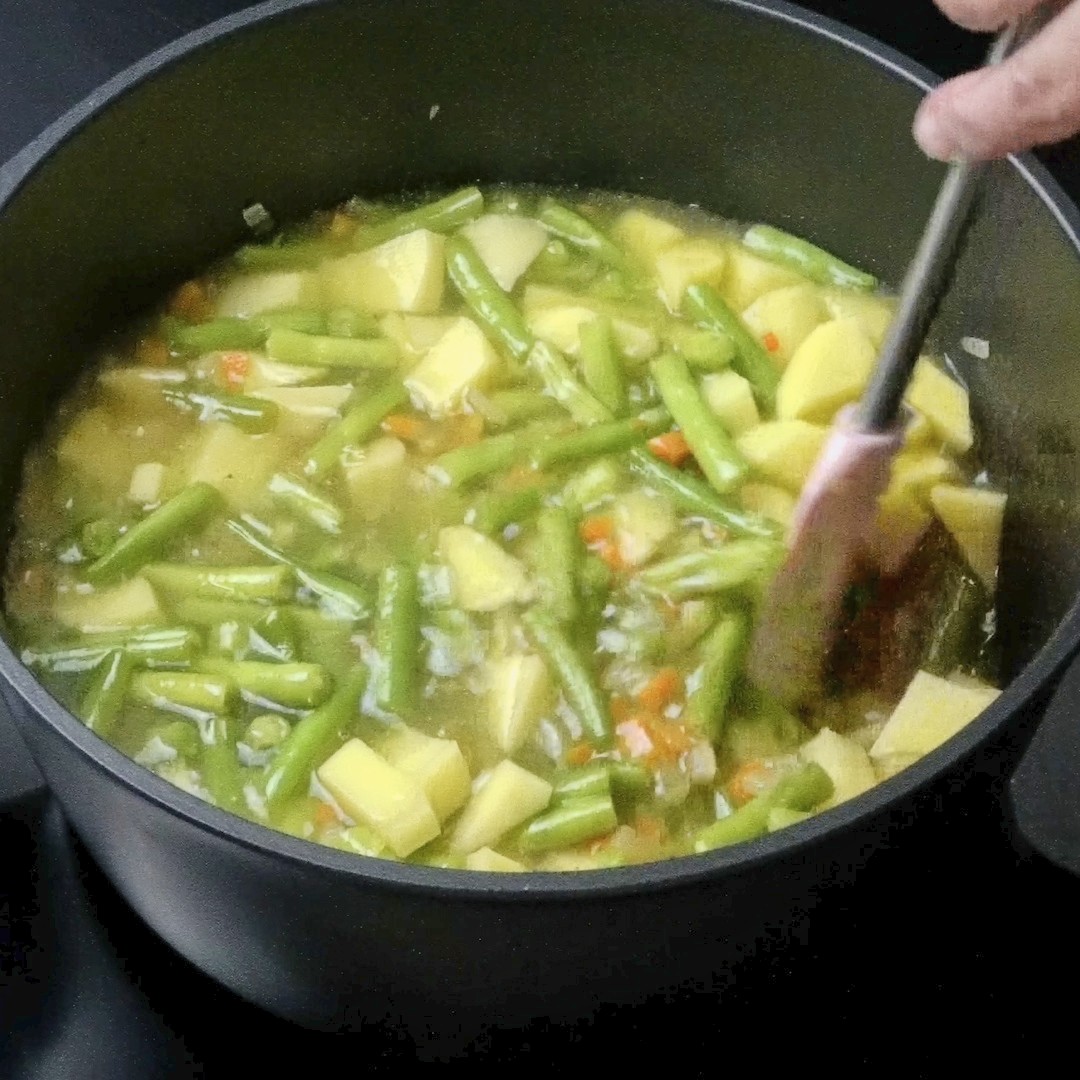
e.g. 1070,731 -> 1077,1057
914,2 -> 1080,160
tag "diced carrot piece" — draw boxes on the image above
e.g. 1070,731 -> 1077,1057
579,515 -> 614,545
633,814 -> 667,843
168,279 -> 214,323
217,351 -> 251,391
565,743 -> 594,767
636,668 -> 681,714
313,801 -> 339,830
597,540 -> 627,572
381,413 -> 425,442
647,430 -> 692,467
643,716 -> 694,762
610,696 -> 634,725
134,337 -> 170,368
727,760 -> 774,807
763,332 -> 780,353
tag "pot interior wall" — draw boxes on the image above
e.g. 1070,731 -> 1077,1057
0,0 -> 1078,678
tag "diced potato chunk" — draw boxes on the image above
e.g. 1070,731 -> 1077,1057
741,284 -> 828,363
252,384 -> 352,419
129,462 -> 165,505
612,209 -> 686,264
488,653 -> 553,754
612,489 -> 677,567
379,726 -> 471,822
316,738 -> 440,858
187,423 -> 283,507
701,370 -> 760,435
323,229 -> 445,314
740,483 -> 796,529
798,728 -> 876,808
736,421 -> 829,491
450,760 -> 553,854
776,318 -> 876,422
340,436 -> 409,522
438,526 -> 535,611
822,288 -> 896,347
464,847 -> 525,872
721,245 -> 805,311
56,576 -> 164,633
874,484 -> 932,576
523,285 -> 658,359
905,359 -> 972,453
405,317 -> 499,415
869,670 -> 1001,759
380,314 -> 457,357
461,214 -> 548,291
655,238 -> 727,312
930,484 -> 1006,588
216,272 -> 311,316
890,450 -> 961,503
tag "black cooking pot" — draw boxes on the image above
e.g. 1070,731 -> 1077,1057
2,0 -> 1080,1042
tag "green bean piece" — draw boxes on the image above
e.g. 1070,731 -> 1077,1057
552,763 -> 612,802
608,760 -> 653,802
923,570 -> 990,678
255,308 -> 328,336
468,486 -> 545,535
268,472 -> 344,534
474,388 -> 562,428
358,186 -> 484,248
563,458 -> 625,513
199,658 -> 333,710
682,284 -> 780,412
166,597 -> 274,627
265,328 -> 398,370
521,607 -> 611,746
638,540 -> 782,602
649,354 -> 747,494
78,649 -> 136,736
235,237 -> 344,271
531,506 -> 580,624
162,389 -> 280,434
626,448 -> 780,539
694,763 -> 833,852
667,325 -> 737,370
374,561 -> 420,716
164,317 -> 266,354
84,483 -> 222,585
243,713 -> 292,751
325,308 -> 381,338
225,518 -> 372,621
304,379 -> 408,478
249,608 -> 299,663
265,665 -> 368,804
131,671 -> 237,719
519,794 -> 618,853
445,234 -> 533,360
528,341 -> 613,425
537,199 -> 627,270
143,563 -> 294,603
429,431 -> 524,488
683,613 -> 750,741
529,410 -> 667,470
742,224 -> 877,291
21,627 -> 202,674
578,316 -> 626,415
80,517 -> 126,559
153,719 -> 202,759
201,717 -> 248,814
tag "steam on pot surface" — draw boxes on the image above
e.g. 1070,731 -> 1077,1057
4,185 -> 1005,871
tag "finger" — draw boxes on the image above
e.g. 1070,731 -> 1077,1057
932,0 -> 1047,32
914,1 -> 1080,159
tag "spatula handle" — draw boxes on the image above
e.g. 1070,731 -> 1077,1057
858,19 -> 1035,433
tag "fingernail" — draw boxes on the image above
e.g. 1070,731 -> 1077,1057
913,104 -> 957,162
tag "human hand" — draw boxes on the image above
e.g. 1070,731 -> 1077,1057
914,1 -> 1080,160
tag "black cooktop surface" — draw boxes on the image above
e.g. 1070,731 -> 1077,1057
2,1 -> 1080,1074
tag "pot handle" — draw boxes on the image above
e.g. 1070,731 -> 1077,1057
1008,649 -> 1080,874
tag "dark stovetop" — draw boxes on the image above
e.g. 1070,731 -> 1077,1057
3,1 -> 1080,1074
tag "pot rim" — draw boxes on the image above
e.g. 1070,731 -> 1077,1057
3,0 -> 1080,901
